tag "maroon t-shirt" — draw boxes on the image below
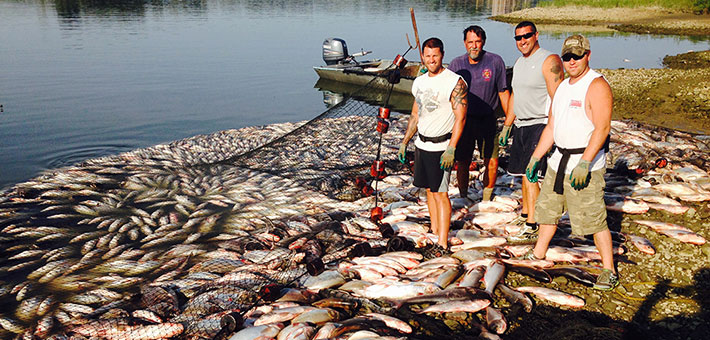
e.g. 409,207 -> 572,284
448,50 -> 508,118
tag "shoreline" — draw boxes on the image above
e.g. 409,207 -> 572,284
493,6 -> 710,135
491,6 -> 710,36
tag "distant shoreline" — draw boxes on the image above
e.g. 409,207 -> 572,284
491,6 -> 710,36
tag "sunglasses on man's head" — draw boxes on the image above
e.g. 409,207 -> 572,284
514,32 -> 535,41
562,52 -> 586,62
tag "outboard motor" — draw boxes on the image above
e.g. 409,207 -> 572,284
322,38 -> 348,65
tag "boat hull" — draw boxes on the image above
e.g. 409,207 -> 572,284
314,59 -> 419,94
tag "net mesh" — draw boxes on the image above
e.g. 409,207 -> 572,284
0,61 -> 450,340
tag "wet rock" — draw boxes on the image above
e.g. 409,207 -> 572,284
701,244 -> 710,257
552,276 -> 568,285
686,207 -> 696,217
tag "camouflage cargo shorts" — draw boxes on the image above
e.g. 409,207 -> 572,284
535,167 -> 608,236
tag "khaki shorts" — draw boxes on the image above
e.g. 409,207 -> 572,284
535,167 -> 608,236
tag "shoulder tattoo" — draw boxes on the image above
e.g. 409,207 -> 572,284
451,79 -> 468,110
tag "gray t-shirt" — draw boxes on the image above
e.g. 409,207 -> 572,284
512,48 -> 553,127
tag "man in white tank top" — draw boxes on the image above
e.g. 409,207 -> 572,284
521,35 -> 619,290
503,21 -> 564,244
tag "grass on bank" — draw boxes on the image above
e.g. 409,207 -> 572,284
538,0 -> 708,12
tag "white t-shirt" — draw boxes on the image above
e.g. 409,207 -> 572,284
412,68 -> 463,152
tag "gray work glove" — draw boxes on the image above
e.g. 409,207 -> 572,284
569,159 -> 591,190
398,144 -> 408,164
498,125 -> 512,146
440,146 -> 456,170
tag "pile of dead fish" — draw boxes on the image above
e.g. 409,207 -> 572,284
0,112 -> 709,340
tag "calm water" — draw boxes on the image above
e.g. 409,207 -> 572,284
1,0 -> 708,189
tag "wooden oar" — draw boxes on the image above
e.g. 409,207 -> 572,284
409,8 -> 422,64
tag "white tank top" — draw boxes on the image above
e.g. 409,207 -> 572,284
547,69 -> 607,174
412,68 -> 464,152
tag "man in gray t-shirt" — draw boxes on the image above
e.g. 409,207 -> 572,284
503,21 -> 564,244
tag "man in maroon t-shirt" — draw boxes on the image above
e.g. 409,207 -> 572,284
449,25 -> 510,201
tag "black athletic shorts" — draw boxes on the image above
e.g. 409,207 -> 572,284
413,148 -> 450,192
508,123 -> 547,177
455,114 -> 497,162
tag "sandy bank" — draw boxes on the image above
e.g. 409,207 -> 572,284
491,6 -> 710,36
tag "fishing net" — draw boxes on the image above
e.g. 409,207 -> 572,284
0,56 -> 450,340
217,66 -> 416,196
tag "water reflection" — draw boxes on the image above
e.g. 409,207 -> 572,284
314,78 -> 414,113
54,0 -> 208,20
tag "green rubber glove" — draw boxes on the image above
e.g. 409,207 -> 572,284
525,156 -> 541,183
397,144 -> 408,164
498,125 -> 512,146
440,146 -> 456,170
569,159 -> 591,190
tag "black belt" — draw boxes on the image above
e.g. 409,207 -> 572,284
419,132 -> 452,143
517,116 -> 546,121
552,135 -> 610,194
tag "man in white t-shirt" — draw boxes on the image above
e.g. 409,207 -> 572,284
397,37 -> 467,249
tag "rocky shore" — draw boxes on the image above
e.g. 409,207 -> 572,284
493,7 -> 710,135
491,6 -> 710,36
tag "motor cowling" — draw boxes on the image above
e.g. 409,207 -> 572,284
322,38 -> 348,65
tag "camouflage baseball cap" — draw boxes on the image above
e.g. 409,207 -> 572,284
561,34 -> 590,56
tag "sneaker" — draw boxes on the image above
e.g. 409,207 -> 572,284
593,269 -> 620,291
518,248 -> 544,260
511,215 -> 527,226
507,223 -> 539,244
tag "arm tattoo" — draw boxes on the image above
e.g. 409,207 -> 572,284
551,63 -> 562,82
451,79 -> 468,110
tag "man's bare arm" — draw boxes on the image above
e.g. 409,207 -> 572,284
498,89 -> 511,119
503,91 -> 516,127
449,78 -> 468,147
543,54 -> 564,99
581,77 -> 613,162
532,106 -> 555,159
402,99 -> 420,146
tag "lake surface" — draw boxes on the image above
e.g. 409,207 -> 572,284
1,0 -> 708,189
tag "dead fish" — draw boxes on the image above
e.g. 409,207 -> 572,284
254,306 -> 315,326
290,308 -> 339,325
483,260 -> 505,294
434,265 -> 464,289
416,299 -> 490,314
303,270 -> 346,291
458,265 -> 486,288
635,220 -> 706,245
497,284 -> 533,313
544,267 -> 597,287
395,286 -> 489,309
362,313 -> 412,333
485,306 -> 507,334
507,265 -> 552,283
605,199 -> 649,214
361,281 -> 440,301
104,322 -> 184,340
624,233 -> 656,255
276,322 -> 315,340
515,286 -> 585,308
645,202 -> 689,215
